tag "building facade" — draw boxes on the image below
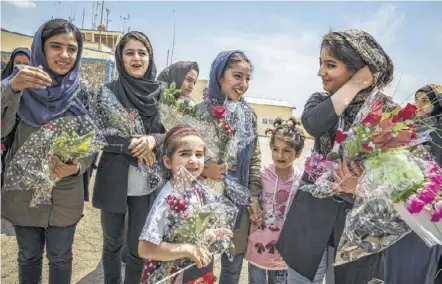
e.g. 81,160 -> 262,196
80,24 -> 123,51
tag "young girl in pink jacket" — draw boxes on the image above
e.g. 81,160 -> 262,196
246,122 -> 305,284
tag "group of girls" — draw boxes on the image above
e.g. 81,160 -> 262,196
1,17 -> 441,284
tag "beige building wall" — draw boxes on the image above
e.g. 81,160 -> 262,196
190,79 -> 208,102
1,29 -> 32,51
251,104 -> 293,135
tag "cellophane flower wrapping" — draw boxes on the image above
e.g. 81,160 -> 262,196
3,116 -> 106,207
90,85 -> 165,194
141,167 -> 238,284
333,88 -> 442,265
158,85 -> 251,207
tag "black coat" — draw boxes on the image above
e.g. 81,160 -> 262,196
92,87 -> 165,213
277,92 -> 382,283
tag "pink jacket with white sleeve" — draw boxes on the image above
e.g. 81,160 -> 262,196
245,164 -> 302,270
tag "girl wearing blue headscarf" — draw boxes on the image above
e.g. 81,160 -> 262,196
1,47 -> 31,185
1,19 -> 94,284
195,51 -> 262,284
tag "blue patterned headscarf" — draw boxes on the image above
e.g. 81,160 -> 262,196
208,50 -> 248,105
4,19 -> 86,127
207,50 -> 257,229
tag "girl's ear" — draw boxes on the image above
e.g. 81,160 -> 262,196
163,155 -> 173,170
295,149 -> 302,159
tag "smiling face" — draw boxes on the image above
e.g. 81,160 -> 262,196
122,39 -> 150,79
180,68 -> 198,97
163,135 -> 205,179
318,48 -> 354,95
220,61 -> 251,101
415,91 -> 434,117
43,32 -> 78,76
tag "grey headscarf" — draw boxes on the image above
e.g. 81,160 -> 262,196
318,29 -> 394,155
157,61 -> 199,90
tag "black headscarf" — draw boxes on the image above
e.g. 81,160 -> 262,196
106,31 -> 162,133
415,84 -> 442,117
1,47 -> 31,80
157,61 -> 199,90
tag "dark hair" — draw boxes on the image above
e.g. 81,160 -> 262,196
41,19 -> 82,47
321,33 -> 365,73
223,52 -> 254,76
189,61 -> 200,75
265,128 -> 273,135
119,31 -> 153,59
270,125 -> 305,152
273,117 -> 283,127
163,125 -> 204,158
14,51 -> 30,59
287,116 -> 299,125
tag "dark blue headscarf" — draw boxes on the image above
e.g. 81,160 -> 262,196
5,20 -> 86,127
207,50 -> 256,229
1,47 -> 31,80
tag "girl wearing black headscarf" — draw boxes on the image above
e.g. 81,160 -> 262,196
1,47 -> 31,80
382,84 -> 442,284
157,61 -> 199,98
92,31 -> 165,284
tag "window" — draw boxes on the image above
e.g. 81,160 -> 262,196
269,119 -> 274,125
262,118 -> 268,124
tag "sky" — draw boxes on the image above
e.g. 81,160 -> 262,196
1,1 -> 441,115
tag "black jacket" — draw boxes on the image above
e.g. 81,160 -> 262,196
92,88 -> 165,213
277,92 -> 381,283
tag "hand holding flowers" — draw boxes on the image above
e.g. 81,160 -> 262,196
49,156 -> 80,179
332,158 -> 364,196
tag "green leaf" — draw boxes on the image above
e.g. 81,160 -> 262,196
391,106 -> 401,116
382,112 -> 392,120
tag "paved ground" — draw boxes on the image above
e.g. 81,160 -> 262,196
1,137 -> 314,283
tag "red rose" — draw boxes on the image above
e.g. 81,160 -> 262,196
166,195 -> 188,212
362,143 -> 374,152
392,103 -> 417,123
335,130 -> 348,144
213,106 -> 226,119
361,101 -> 384,127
